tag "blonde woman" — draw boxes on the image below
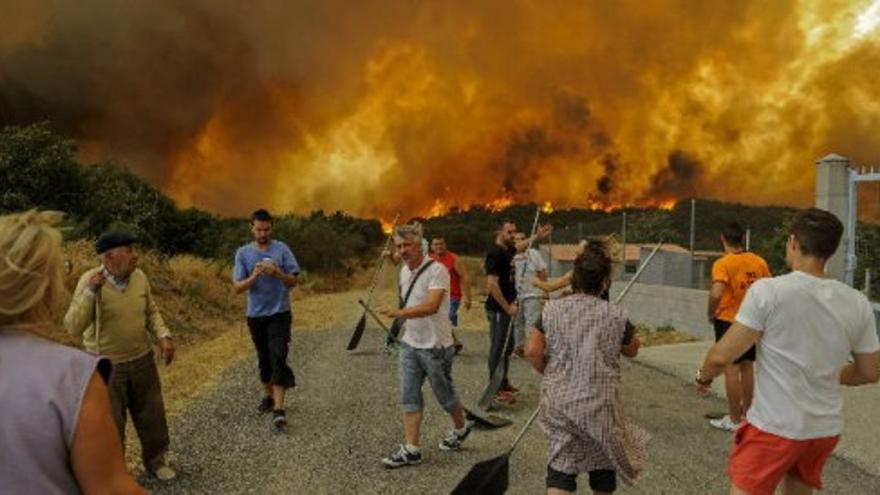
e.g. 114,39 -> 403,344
0,210 -> 144,495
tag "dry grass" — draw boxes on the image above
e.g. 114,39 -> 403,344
53,242 -> 691,470
636,325 -> 697,347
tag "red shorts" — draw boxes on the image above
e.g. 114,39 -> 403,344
727,422 -> 839,495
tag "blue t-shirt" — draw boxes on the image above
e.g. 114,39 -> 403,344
233,240 -> 300,317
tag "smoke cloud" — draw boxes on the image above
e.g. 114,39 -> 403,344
1,0 -> 879,219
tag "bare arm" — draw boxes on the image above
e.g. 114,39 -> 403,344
534,271 -> 572,293
524,328 -> 547,374
513,224 -> 553,252
486,274 -> 516,315
71,372 -> 147,495
707,281 -> 725,322
698,322 -> 761,381
273,269 -> 298,288
840,352 -> 880,386
380,288 -> 445,319
233,264 -> 265,294
454,257 -> 472,309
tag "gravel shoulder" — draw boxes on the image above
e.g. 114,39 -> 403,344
146,292 -> 880,494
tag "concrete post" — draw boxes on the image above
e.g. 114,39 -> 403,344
815,154 -> 851,282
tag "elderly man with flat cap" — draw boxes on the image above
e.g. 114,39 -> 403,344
64,231 -> 177,481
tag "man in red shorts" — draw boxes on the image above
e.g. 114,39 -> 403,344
695,208 -> 880,494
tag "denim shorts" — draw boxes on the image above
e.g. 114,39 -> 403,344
399,342 -> 460,413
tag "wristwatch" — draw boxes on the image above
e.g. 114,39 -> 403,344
695,368 -> 713,386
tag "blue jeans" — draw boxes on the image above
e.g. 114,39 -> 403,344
399,342 -> 460,413
449,299 -> 460,327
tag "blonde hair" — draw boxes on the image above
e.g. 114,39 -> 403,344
0,210 -> 66,328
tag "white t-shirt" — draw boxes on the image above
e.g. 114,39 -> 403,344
736,271 -> 880,439
513,248 -> 548,299
399,259 -> 454,349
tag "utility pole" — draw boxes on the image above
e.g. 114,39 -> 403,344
621,212 -> 627,279
689,199 -> 696,288
745,228 -> 751,251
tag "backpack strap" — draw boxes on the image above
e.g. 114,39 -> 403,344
399,259 -> 436,308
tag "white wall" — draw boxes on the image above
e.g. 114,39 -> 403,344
610,281 -> 712,338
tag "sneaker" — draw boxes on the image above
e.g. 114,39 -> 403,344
272,409 -> 287,430
709,415 -> 740,432
258,396 -> 274,414
501,383 -> 520,394
439,424 -> 473,451
150,458 -> 177,481
381,445 -> 422,468
493,390 -> 517,405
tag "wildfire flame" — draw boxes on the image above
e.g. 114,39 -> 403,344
486,193 -> 514,212
657,199 -> 677,211
2,1 -> 879,219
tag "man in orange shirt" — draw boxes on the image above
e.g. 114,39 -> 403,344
707,222 -> 771,432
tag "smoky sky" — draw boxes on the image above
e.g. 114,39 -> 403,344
1,0 -> 879,218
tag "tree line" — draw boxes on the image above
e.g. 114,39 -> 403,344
0,123 -> 384,273
2,122 -> 877,297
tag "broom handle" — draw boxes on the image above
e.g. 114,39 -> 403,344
508,404 -> 542,454
363,211 -> 401,306
528,206 -> 541,244
508,240 -> 662,456
613,240 -> 663,305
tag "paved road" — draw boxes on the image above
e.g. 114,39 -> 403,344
147,317 -> 880,494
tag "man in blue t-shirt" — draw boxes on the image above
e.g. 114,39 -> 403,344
233,209 -> 301,430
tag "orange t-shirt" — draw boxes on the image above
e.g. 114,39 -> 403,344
712,252 -> 771,322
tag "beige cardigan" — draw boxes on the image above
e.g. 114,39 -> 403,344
64,266 -> 171,363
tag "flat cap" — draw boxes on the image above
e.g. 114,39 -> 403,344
96,231 -> 139,254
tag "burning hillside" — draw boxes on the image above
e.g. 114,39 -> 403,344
1,0 -> 879,219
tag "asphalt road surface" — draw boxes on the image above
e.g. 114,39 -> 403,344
146,312 -> 880,494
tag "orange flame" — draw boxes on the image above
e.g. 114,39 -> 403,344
657,199 -> 677,211
486,193 -> 514,212
426,199 -> 449,218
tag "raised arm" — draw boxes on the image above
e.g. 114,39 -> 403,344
534,271 -> 572,293
513,224 -> 552,252
64,270 -> 100,339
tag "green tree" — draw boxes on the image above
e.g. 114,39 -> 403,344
0,122 -> 85,214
